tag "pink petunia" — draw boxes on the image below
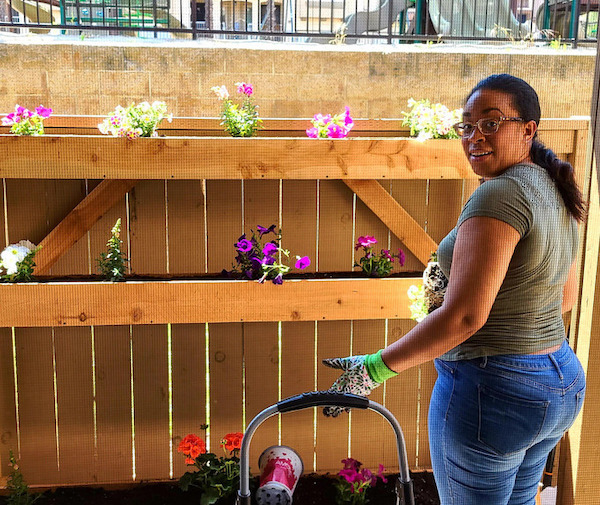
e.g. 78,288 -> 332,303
236,82 -> 253,96
295,256 -> 311,270
306,127 -> 319,138
35,105 -> 52,118
327,123 -> 348,138
355,236 -> 377,249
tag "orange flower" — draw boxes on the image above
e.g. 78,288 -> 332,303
221,432 -> 243,452
178,434 -> 206,461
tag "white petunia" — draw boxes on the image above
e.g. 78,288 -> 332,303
1,245 -> 32,275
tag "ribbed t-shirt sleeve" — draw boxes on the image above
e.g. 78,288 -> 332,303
457,177 -> 532,238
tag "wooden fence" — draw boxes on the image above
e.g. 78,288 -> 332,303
0,116 -> 590,488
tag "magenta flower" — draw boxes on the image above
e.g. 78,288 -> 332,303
355,236 -> 377,249
295,256 -> 311,270
257,224 -> 276,237
272,273 -> 283,285
236,239 -> 253,252
327,124 -> 348,138
262,242 -> 278,256
306,127 -> 319,138
343,106 -> 354,128
398,248 -> 406,267
236,82 -> 253,96
35,106 -> 52,118
377,464 -> 387,483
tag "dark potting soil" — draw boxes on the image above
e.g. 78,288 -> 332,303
1,472 -> 439,505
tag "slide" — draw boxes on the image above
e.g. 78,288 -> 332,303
428,0 -> 527,38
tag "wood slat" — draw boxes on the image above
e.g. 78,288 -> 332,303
0,136 -> 476,180
0,328 -> 17,479
349,320 -> 389,470
93,325 -> 134,484
53,327 -> 96,484
171,323 -> 206,478
315,320 -> 351,473
280,321 -> 316,473
208,323 -> 243,452
13,328 -> 59,485
131,325 -> 170,481
345,179 -> 438,267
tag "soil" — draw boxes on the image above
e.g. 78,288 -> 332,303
1,472 -> 440,505
29,271 -> 423,283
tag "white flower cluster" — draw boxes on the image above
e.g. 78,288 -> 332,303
0,240 -> 37,275
98,101 -> 173,139
402,98 -> 463,142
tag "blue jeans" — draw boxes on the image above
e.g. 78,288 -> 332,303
428,340 -> 586,505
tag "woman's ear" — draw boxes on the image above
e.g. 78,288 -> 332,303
524,120 -> 537,142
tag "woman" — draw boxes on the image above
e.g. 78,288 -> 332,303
323,74 -> 587,505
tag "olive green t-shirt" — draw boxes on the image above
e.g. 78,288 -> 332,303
437,162 -> 578,360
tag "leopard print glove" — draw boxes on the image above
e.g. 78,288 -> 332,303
321,355 -> 381,417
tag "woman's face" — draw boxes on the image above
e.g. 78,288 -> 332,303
460,89 -> 537,178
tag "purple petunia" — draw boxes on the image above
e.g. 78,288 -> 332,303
398,248 -> 406,267
272,274 -> 283,285
262,242 -> 278,256
236,239 -> 253,253
295,256 -> 311,270
257,224 -> 276,237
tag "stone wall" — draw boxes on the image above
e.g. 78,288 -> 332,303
0,37 -> 595,119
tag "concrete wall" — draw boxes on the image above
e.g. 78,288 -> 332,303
0,37 -> 595,120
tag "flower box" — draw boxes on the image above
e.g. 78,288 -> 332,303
0,277 -> 417,328
0,134 -> 475,180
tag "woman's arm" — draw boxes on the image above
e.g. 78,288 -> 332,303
381,216 -> 521,373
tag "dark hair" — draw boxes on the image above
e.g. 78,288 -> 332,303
467,74 -> 586,222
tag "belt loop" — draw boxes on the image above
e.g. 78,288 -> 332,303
479,356 -> 488,368
549,354 -> 564,380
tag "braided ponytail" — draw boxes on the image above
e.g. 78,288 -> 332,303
531,140 -> 586,222
467,74 -> 586,222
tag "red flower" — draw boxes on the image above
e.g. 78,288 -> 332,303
177,434 -> 206,462
221,432 -> 244,452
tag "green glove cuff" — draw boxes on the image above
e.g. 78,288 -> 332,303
364,350 -> 398,383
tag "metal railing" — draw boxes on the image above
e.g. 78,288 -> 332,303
0,0 -> 598,45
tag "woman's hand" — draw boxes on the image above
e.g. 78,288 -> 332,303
321,355 -> 381,417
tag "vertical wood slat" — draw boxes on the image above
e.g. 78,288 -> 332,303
14,328 -> 59,485
315,320 -> 352,473
0,186 -> 13,479
53,327 -> 96,485
93,326 -> 134,484
242,180 -> 280,467
87,182 -> 133,484
205,180 -> 243,452
208,323 -> 243,452
382,320 -> 419,471
314,180 -> 354,473
280,321 -> 316,473
349,320 -> 388,470
0,328 -> 17,479
167,180 -> 208,477
350,181 -> 392,469
171,324 -> 207,478
128,181 -> 170,481
280,181 -> 318,472
132,325 -> 170,481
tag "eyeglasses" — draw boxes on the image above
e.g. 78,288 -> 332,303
453,117 -> 524,138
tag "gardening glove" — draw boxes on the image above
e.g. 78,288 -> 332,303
321,350 -> 397,417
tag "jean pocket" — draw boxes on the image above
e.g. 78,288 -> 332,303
478,384 -> 549,456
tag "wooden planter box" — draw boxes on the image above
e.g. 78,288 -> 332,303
0,277 -> 417,327
0,134 -> 475,180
